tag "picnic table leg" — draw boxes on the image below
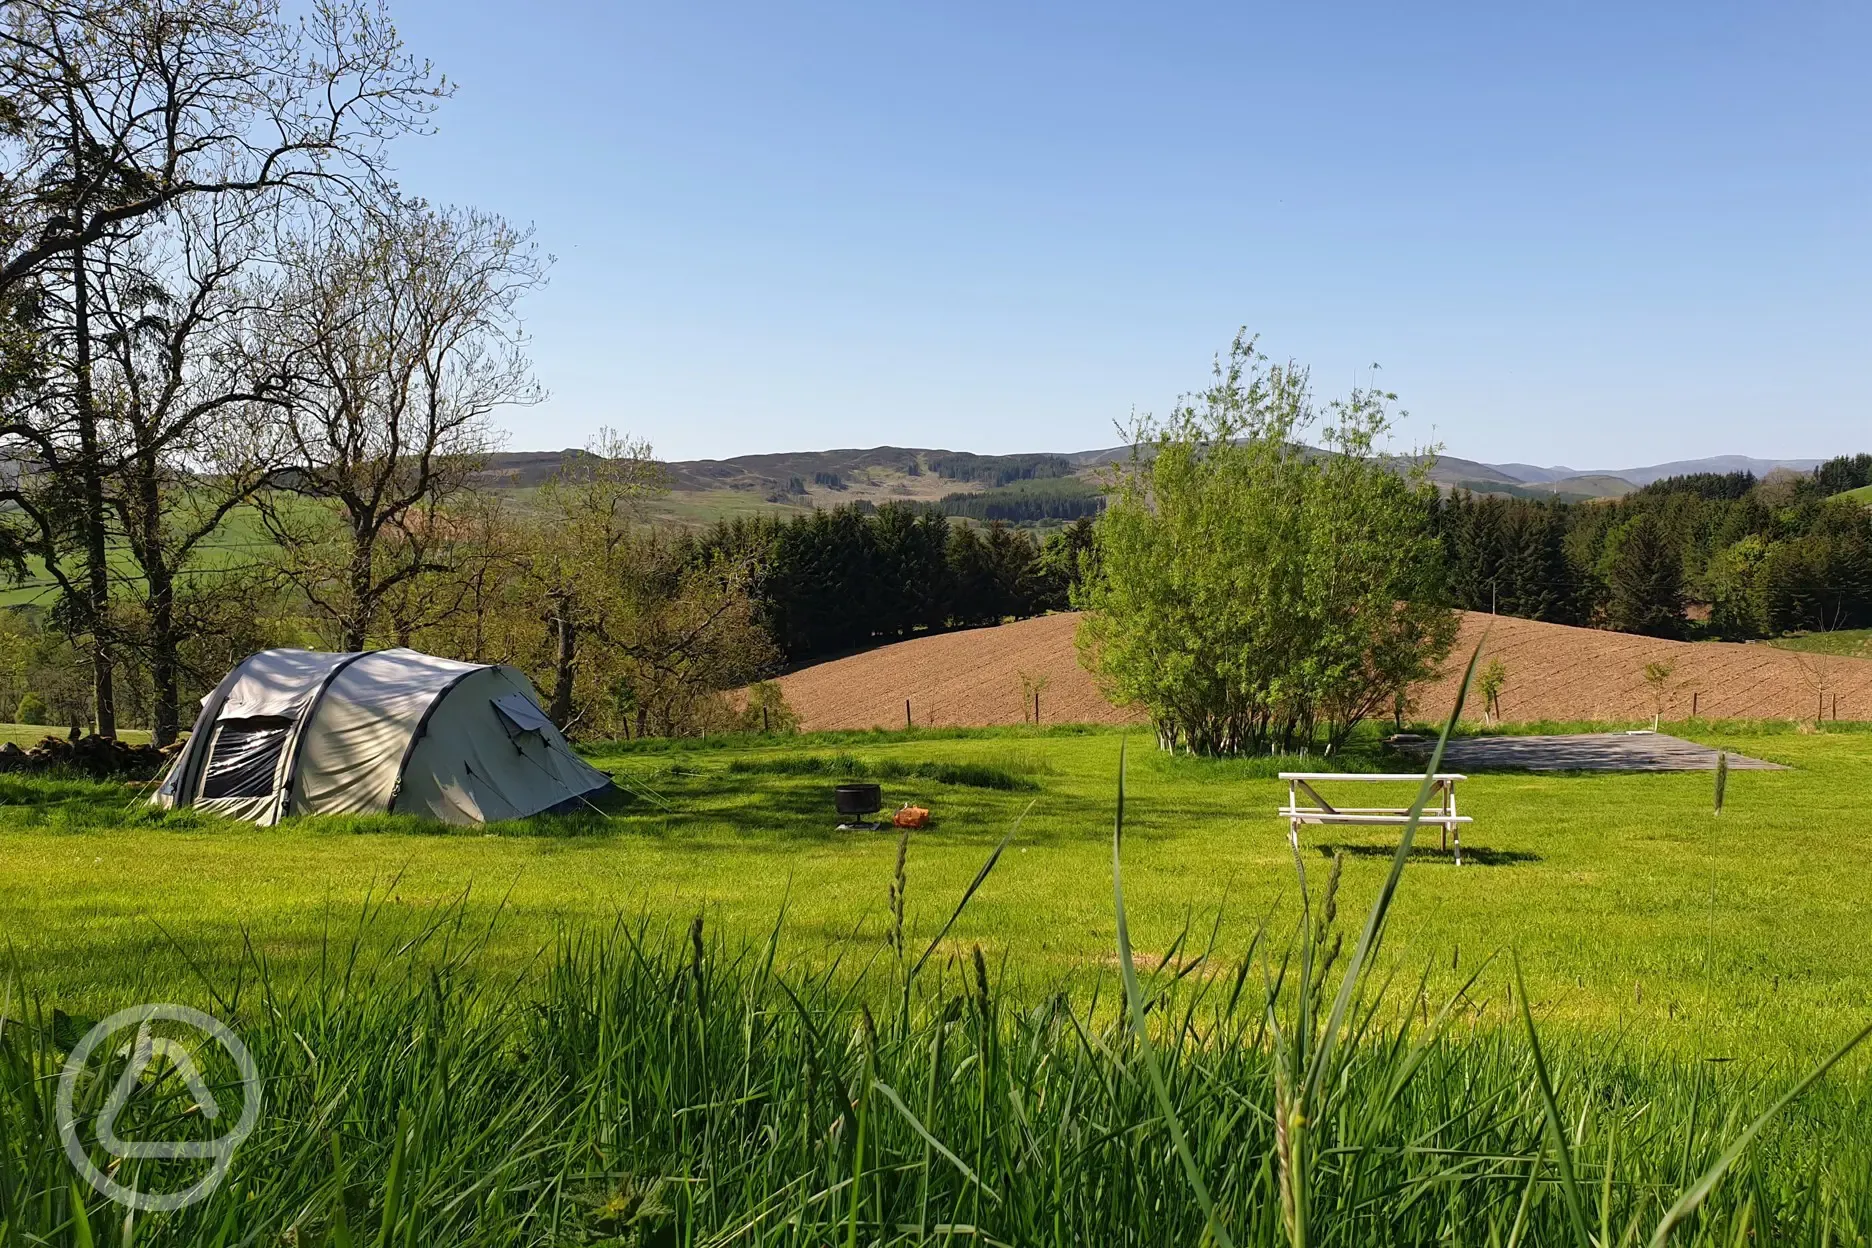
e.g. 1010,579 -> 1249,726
1438,779 -> 1448,851
1448,783 -> 1461,867
1287,779 -> 1299,857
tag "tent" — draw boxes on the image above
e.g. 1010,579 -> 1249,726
153,648 -> 614,826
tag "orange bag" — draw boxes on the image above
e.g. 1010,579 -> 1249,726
893,804 -> 931,829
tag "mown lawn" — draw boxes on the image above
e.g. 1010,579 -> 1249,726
4,721 -> 1871,1066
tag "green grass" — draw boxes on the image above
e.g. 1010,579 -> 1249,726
5,721 -> 1872,1072
0,505 -> 279,607
5,737 -> 1871,1244
1768,627 -> 1872,659
0,720 -> 152,746
1832,482 -> 1872,505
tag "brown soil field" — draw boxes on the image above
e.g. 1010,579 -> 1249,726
772,611 -> 1872,731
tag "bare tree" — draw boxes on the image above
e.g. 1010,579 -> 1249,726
88,197 -> 287,742
0,0 -> 444,733
0,0 -> 444,295
258,201 -> 544,649
527,430 -> 666,727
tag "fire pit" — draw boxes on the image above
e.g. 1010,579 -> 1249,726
834,782 -> 884,831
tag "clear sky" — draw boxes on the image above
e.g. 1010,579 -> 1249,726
383,2 -> 1869,467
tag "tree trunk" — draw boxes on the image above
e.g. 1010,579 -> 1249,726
343,528 -> 374,651
71,241 -> 116,738
547,594 -> 576,728
149,572 -> 179,746
130,440 -> 182,746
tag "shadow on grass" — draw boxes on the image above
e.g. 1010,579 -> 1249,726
1316,842 -> 1541,867
0,752 -> 1099,848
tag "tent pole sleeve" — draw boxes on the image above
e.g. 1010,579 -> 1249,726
272,650 -> 377,823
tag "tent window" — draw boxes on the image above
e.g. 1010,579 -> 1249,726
201,718 -> 292,799
492,693 -> 554,737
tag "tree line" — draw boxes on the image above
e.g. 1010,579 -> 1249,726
1436,458 -> 1872,640
937,478 -> 1104,524
687,510 -> 1093,666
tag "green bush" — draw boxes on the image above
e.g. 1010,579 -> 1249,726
14,691 -> 48,725
1078,331 -> 1456,755
735,680 -> 801,734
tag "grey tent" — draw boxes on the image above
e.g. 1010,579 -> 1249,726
153,647 -> 613,825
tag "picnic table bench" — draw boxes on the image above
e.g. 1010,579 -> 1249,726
1278,772 -> 1471,865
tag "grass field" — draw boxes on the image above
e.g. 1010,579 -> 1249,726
0,721 -> 152,746
5,720 -> 1871,1067
9,720 -> 1872,1241
1769,627 -> 1872,659
0,504 -> 280,608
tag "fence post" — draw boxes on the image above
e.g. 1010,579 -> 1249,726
905,698 -> 912,731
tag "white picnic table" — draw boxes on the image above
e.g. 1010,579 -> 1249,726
1278,772 -> 1471,866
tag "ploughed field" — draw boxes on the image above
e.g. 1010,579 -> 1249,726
771,610 -> 1872,730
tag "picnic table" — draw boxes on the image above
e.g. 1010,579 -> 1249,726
1278,772 -> 1471,865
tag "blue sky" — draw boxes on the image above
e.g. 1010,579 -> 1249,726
385,2 -> 1869,466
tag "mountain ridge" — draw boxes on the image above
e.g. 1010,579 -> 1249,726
476,445 -> 1842,526
482,444 -> 1828,498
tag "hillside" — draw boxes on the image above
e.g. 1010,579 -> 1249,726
478,445 -> 1824,526
769,611 -> 1872,731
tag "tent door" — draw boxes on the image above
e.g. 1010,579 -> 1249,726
199,717 -> 294,800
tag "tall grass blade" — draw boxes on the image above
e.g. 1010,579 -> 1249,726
1306,638 -> 1484,1104
1514,953 -> 1595,1248
1648,1017 -> 1872,1247
1111,738 -> 1236,1248
871,1079 -> 1000,1205
909,800 -> 1033,981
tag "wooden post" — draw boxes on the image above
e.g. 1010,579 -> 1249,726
905,698 -> 912,730
1034,688 -> 1040,724
1692,691 -> 1698,717
763,705 -> 769,733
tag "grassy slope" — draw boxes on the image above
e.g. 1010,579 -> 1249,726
1770,627 -> 1872,658
0,502 -> 286,608
4,722 -> 1871,1065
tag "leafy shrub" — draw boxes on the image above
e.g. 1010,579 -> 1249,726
1079,331 -> 1455,755
735,681 -> 800,734
14,692 -> 48,725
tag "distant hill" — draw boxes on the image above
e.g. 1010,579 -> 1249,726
1502,456 -> 1825,488
475,445 -> 1840,524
